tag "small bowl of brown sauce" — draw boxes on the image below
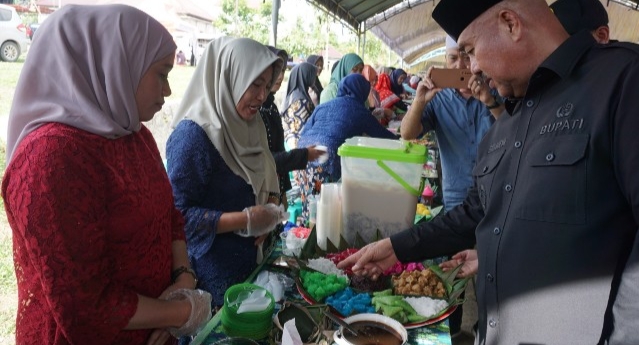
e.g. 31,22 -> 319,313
333,313 -> 407,345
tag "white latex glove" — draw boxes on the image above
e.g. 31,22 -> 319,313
165,289 -> 212,338
236,204 -> 289,237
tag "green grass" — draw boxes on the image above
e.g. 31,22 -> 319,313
166,64 -> 196,101
0,142 -> 15,344
0,237 -> 13,295
0,307 -> 16,343
0,59 -> 25,118
0,142 -> 13,295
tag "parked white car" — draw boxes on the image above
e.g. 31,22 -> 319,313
0,4 -> 29,62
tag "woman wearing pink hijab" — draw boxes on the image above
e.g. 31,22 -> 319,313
2,5 -> 210,345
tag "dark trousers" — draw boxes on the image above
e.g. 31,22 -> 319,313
449,292 -> 464,335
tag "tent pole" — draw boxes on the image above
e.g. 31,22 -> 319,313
234,0 -> 239,36
361,29 -> 366,61
270,0 -> 280,46
325,11 -> 329,70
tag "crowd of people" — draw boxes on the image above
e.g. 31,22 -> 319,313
2,0 -> 638,344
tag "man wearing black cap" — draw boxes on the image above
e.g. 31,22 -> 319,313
339,1 -> 639,344
551,0 -> 610,43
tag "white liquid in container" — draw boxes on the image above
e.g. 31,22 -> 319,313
341,177 -> 416,244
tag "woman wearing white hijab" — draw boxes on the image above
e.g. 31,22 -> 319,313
167,37 -> 287,307
2,5 -> 211,345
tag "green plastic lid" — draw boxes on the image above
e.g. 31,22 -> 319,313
337,137 -> 428,164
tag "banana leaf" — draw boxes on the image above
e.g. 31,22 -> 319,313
375,228 -> 384,241
326,237 -> 339,253
354,232 -> 367,249
274,302 -> 321,342
430,205 -> 444,218
428,263 -> 468,306
447,281 -> 468,306
429,262 -> 462,288
299,226 -> 321,260
338,234 -> 349,251
292,232 -> 469,327
299,226 -> 377,259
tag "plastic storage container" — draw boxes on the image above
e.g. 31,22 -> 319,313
221,284 -> 274,339
337,137 -> 427,243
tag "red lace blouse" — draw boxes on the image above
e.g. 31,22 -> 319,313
2,123 -> 185,345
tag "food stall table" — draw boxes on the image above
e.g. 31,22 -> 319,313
191,243 -> 453,345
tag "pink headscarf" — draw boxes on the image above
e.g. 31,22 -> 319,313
6,4 -> 176,162
375,73 -> 401,109
361,65 -> 380,108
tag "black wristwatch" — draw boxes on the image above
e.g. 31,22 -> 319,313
171,266 -> 198,285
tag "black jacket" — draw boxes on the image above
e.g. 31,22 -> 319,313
392,32 -> 639,345
260,93 -> 308,195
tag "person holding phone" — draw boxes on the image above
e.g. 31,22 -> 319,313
401,36 -> 498,213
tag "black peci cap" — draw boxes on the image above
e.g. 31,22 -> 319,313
550,0 -> 608,35
432,0 -> 504,41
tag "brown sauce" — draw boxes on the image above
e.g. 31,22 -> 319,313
342,321 -> 403,345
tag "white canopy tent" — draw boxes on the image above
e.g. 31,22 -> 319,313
366,0 -> 443,65
306,0 -> 639,67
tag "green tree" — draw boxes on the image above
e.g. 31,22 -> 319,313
361,34 -> 396,67
214,0 -> 270,43
212,0 -> 398,66
279,15 -> 324,59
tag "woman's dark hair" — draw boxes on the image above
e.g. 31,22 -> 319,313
331,58 -> 340,73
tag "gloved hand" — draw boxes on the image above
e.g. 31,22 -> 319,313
236,204 -> 289,237
165,289 -> 212,338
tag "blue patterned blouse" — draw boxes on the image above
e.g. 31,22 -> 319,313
166,120 -> 258,306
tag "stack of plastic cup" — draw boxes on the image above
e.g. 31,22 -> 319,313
316,182 -> 343,250
221,284 -> 274,340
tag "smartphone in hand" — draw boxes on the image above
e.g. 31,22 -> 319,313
430,69 -> 473,89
